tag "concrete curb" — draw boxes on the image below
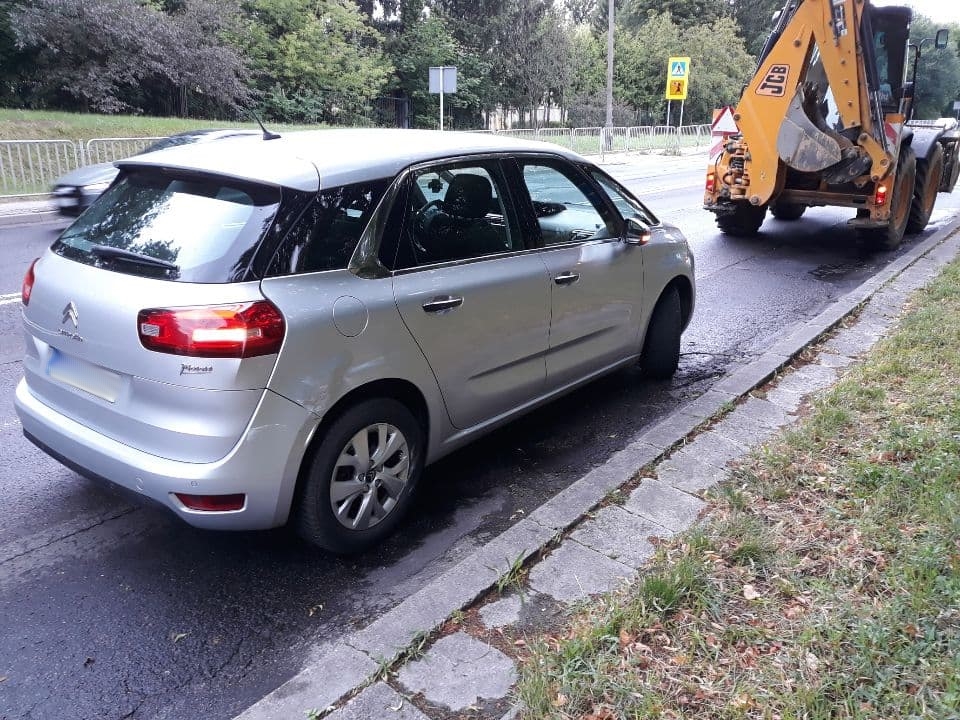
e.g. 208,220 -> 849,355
233,216 -> 960,719
0,200 -> 59,228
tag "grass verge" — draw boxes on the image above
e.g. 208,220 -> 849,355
515,258 -> 960,719
0,108 -> 315,141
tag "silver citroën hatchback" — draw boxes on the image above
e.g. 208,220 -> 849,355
16,129 -> 695,553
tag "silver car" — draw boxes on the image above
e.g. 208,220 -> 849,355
16,129 -> 695,553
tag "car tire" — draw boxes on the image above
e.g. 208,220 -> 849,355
641,285 -> 681,379
295,398 -> 424,554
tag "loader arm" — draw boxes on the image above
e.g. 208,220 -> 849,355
729,0 -> 897,207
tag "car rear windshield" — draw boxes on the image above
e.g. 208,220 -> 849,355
52,169 -> 281,283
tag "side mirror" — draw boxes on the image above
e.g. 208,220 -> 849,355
936,29 -> 949,50
624,217 -> 651,246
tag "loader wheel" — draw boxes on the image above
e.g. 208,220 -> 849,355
770,202 -> 806,221
862,147 -> 916,251
716,203 -> 767,237
906,145 -> 943,234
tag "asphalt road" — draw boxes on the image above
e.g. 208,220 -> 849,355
2,156 -> 958,720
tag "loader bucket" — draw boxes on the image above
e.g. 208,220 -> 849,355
777,87 -> 842,172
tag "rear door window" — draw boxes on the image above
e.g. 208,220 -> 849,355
53,169 -> 281,283
267,179 -> 390,276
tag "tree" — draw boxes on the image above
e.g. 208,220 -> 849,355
910,15 -> 960,119
620,0 -> 724,31
727,0 -> 782,56
492,0 -> 567,126
385,12 -> 489,128
563,0 -> 597,26
614,12 -> 753,125
0,1 -> 38,107
237,0 -> 393,123
12,0 -> 249,115
563,25 -> 606,125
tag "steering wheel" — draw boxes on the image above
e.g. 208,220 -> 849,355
412,199 -> 444,256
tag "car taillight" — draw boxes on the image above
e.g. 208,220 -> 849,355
875,184 -> 888,207
705,172 -> 716,194
22,258 -> 38,306
138,301 -> 285,358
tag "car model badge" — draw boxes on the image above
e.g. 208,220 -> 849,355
57,301 -> 84,341
62,302 -> 79,329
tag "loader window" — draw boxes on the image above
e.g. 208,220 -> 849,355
868,7 -> 910,113
874,32 -> 893,103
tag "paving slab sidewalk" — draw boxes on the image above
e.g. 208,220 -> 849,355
236,217 -> 960,720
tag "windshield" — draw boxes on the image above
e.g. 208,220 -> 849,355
53,170 -> 281,282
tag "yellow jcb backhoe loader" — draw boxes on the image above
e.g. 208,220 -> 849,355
703,0 -> 960,249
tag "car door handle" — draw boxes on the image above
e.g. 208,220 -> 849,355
553,272 -> 580,286
421,295 -> 464,313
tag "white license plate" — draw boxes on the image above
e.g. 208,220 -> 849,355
48,349 -> 122,403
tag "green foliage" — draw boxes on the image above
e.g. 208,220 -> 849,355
238,0 -> 392,123
728,0 -> 782,56
0,0 -> 769,127
620,0 -> 725,32
385,12 -> 489,129
615,12 -> 754,125
11,0 -> 249,116
909,15 -> 960,119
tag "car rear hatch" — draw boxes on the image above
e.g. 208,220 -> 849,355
21,167 -> 293,463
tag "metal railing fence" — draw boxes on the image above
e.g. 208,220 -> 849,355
85,137 -> 163,164
0,125 -> 713,198
0,140 -> 83,196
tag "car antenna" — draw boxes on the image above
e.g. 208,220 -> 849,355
249,111 -> 281,141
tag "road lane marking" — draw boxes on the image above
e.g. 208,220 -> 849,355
0,293 -> 22,306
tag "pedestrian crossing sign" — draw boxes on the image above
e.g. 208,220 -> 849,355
665,56 -> 690,100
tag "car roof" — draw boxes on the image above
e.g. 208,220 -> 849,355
118,128 -> 587,193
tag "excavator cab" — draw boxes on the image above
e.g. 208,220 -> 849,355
866,6 -> 911,118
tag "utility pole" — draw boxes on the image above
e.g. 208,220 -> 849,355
605,0 -> 614,151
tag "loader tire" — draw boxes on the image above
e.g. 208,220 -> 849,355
716,203 -> 766,237
770,202 -> 806,221
906,144 -> 943,234
862,147 -> 916,251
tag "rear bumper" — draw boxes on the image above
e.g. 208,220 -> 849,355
15,378 -> 317,530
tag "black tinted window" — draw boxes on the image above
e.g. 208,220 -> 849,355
53,170 -> 280,283
267,179 -> 389,276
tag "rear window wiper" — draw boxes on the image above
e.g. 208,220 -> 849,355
89,244 -> 180,272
